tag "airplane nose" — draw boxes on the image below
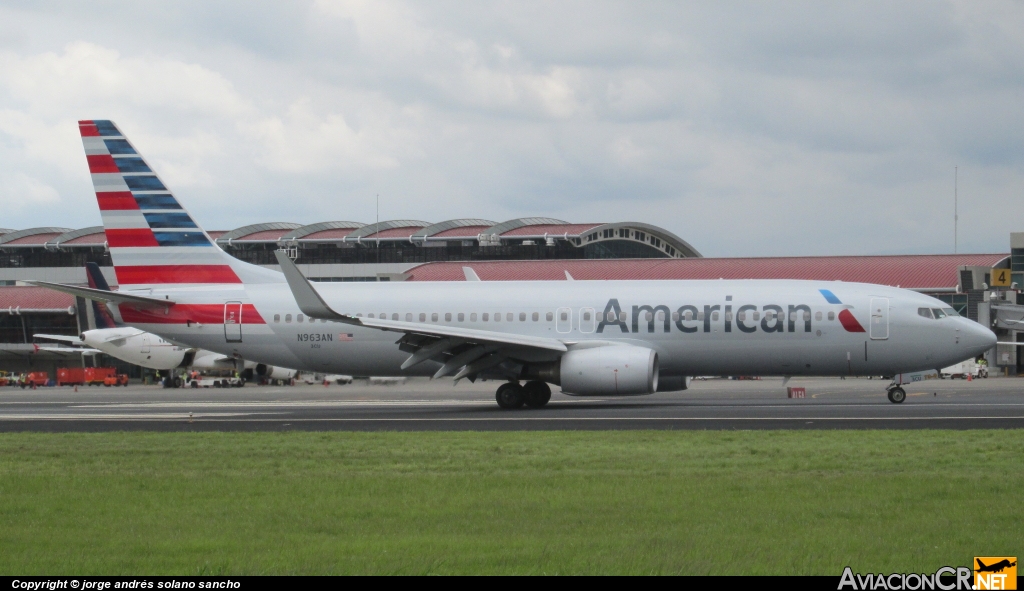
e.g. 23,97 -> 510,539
963,320 -> 997,355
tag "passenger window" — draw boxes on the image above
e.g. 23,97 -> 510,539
683,310 -> 692,321
507,313 -> 513,321
697,312 -> 704,321
392,313 -> 399,320
297,314 -> 304,323
546,312 -> 553,321
560,311 -> 568,321
656,310 -> 665,321
918,308 -> 933,319
725,312 -> 732,321
815,311 -> 822,321
606,311 -> 615,322
583,311 -> 592,321
284,314 -> 292,323
431,313 -> 438,322
419,313 -> 426,322
368,313 -> 375,318
495,313 -> 501,322
712,312 -> 719,321
753,311 -> 760,321
380,313 -> 386,319
737,311 -> 745,321
828,311 -> 835,321
482,313 -> 489,321
406,313 -> 412,321
458,313 -> 464,322
532,312 -> 539,321
618,312 -> 627,322
672,311 -> 680,321
803,311 -> 811,321
520,312 -> 526,321
445,313 -> 451,322
932,309 -> 946,319
356,313 -> 362,317
471,313 -> 478,321
274,314 -> 280,323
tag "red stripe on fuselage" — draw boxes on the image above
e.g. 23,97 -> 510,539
97,192 -> 139,211
838,309 -> 866,332
120,303 -> 264,325
87,154 -> 119,173
106,228 -> 158,247
115,265 -> 241,285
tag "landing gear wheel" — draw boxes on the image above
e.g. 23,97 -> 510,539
887,387 -> 906,404
495,383 -> 525,409
523,381 -> 552,408
173,377 -> 183,389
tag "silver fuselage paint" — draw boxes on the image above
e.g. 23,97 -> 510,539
107,279 -> 996,379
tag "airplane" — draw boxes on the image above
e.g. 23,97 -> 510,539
34,263 -> 300,387
30,119 -> 998,408
976,558 -> 1016,573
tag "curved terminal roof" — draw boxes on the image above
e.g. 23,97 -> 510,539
280,221 -> 365,242
0,227 -> 73,247
46,226 -> 106,249
412,219 -> 497,241
405,254 -> 1010,290
346,220 -> 429,241
483,218 -> 567,237
215,222 -> 301,243
580,222 -> 702,258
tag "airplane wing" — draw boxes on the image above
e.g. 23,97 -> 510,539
35,345 -> 101,355
997,342 -> 1024,346
26,281 -> 175,309
34,333 -> 84,344
275,250 -> 567,380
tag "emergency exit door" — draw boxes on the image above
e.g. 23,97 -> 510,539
224,301 -> 243,342
869,298 -> 889,340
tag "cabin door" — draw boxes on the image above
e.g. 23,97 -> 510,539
224,301 -> 243,343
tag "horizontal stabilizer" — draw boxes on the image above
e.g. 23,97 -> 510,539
27,281 -> 175,308
33,333 -> 83,344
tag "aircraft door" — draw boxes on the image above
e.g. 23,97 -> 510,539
556,307 -> 572,333
579,307 -> 596,333
141,333 -> 150,354
869,298 -> 889,340
224,301 -> 243,343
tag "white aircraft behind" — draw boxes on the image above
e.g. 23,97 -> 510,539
31,120 -> 998,407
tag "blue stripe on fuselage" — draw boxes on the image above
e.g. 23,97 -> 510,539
818,289 -> 842,304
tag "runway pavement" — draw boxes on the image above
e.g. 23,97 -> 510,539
0,375 -> 1022,431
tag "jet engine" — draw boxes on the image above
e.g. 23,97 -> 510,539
255,364 -> 298,380
558,346 -> 659,396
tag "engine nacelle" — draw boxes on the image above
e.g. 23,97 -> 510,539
559,346 -> 658,396
255,364 -> 298,380
656,375 -> 690,392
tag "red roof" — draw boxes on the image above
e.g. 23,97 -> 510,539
302,228 -> 359,240
0,287 -> 76,311
206,231 -> 229,239
406,254 -> 1010,289
5,233 -> 62,245
501,223 -> 602,237
365,226 -> 423,239
431,226 -> 492,238
233,229 -> 292,241
63,232 -> 107,245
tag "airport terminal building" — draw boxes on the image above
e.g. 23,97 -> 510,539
0,218 -> 1020,377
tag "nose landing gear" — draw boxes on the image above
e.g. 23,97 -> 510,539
495,380 -> 552,409
886,386 -> 906,404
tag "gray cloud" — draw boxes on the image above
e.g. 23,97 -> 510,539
0,0 -> 1021,257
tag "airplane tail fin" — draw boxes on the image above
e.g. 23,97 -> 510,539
85,262 -> 118,329
78,120 -> 281,290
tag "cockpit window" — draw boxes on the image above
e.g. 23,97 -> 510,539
918,308 -> 933,319
943,307 -> 957,317
932,308 -> 946,319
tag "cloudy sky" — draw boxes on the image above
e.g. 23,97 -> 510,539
0,1 -> 1021,257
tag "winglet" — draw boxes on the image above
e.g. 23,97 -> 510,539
274,250 -> 357,324
463,267 -> 481,281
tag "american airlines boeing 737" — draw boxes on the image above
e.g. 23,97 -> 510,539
32,120 -> 997,408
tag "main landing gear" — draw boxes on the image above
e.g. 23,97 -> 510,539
886,385 -> 906,404
495,381 -> 552,410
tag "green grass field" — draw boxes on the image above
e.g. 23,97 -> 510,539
0,430 -> 1021,575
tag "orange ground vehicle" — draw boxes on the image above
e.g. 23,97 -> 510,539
84,367 -> 117,386
23,372 -> 49,388
0,371 -> 12,387
57,367 -> 86,386
103,374 -> 129,387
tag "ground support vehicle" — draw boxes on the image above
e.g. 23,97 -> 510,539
85,367 -> 119,386
103,374 -> 129,386
941,360 -> 986,379
189,375 -> 245,388
22,372 -> 50,388
57,367 -> 86,386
